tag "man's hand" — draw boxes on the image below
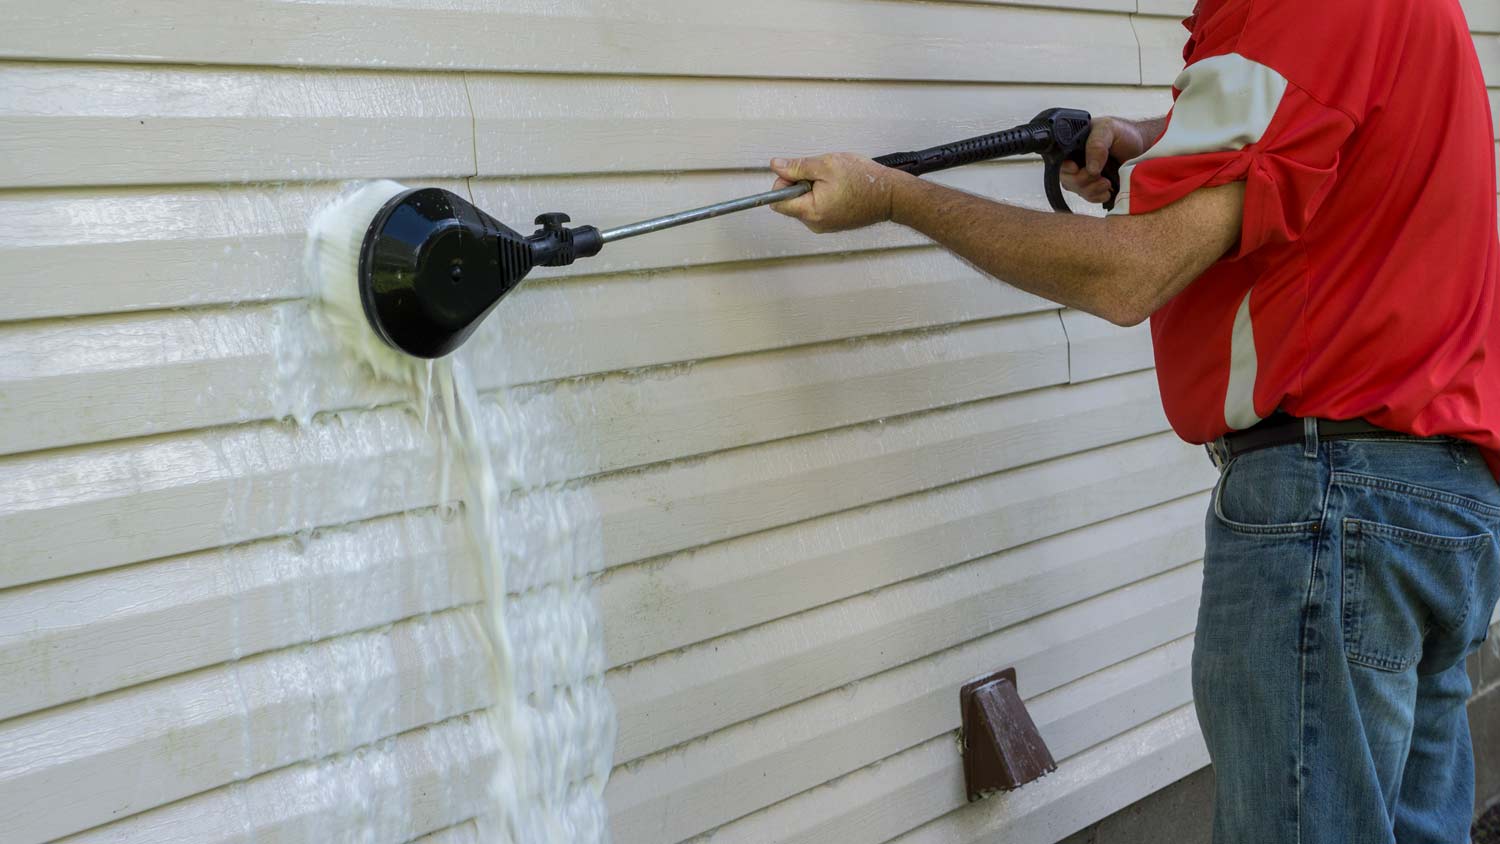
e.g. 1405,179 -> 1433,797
1059,116 -> 1159,206
768,153 -> 914,233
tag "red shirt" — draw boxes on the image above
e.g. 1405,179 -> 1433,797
1115,0 -> 1500,476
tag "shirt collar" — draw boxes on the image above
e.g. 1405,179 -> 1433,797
1181,0 -> 1232,63
1184,0 -> 1233,34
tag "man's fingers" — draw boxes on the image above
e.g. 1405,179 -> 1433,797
770,157 -> 818,217
1060,167 -> 1117,204
1063,171 -> 1105,194
770,156 -> 827,182
771,194 -> 814,218
770,155 -> 832,221
1085,121 -> 1115,176
1061,161 -> 1101,194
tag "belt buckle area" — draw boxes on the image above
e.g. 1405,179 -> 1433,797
1205,439 -> 1229,470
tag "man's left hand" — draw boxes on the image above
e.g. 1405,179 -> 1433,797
769,153 -> 911,233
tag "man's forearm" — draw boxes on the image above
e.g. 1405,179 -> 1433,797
887,171 -> 1243,327
889,176 -> 1148,324
882,112 -> 1171,325
766,123 -> 1240,325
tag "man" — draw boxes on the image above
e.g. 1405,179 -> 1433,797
769,1 -> 1500,842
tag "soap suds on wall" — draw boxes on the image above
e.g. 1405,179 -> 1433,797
278,180 -> 616,842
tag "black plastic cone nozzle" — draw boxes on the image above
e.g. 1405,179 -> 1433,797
358,188 -> 602,358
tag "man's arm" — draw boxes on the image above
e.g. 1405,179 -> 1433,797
1133,116 -> 1169,143
891,176 -> 1242,326
768,150 -> 1242,327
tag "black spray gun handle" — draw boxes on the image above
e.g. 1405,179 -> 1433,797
873,108 -> 1122,214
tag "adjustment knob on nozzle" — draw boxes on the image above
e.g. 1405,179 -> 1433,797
528,212 -> 603,268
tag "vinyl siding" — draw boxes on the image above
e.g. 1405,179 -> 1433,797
0,4 -> 1495,844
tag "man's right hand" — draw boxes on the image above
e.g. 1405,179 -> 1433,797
1059,116 -> 1153,207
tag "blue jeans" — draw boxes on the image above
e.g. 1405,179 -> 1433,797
1197,422 -> 1500,844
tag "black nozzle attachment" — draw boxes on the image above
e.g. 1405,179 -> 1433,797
358,188 -> 603,358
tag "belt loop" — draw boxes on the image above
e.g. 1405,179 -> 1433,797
1303,417 -> 1319,459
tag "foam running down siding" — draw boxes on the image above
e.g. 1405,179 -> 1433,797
1,3 -> 1495,844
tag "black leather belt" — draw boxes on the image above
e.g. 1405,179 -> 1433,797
1205,412 -> 1408,468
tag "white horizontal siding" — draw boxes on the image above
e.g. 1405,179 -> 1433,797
0,169 -> 1044,322
608,434 -> 1212,765
465,78 -> 1168,177
607,498 -> 1207,842
1478,32 -> 1500,80
5,607 -> 609,843
1062,309 -> 1154,383
2,609 -> 495,841
54,712 -> 503,844
0,1 -> 1140,82
8,3 -> 1490,843
0,64 -> 475,188
0,375 -> 1172,719
0,510 -> 479,721
682,609 -> 1203,844
0,66 -> 1177,190
1468,0 -> 1500,34
1134,0 -> 1192,15
599,379 -> 1181,668
0,292 -> 1059,455
2,359 -> 1181,592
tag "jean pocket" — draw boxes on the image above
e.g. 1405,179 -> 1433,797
1211,450 -> 1323,535
1341,518 -> 1488,672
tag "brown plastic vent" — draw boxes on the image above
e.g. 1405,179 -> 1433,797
959,667 -> 1057,801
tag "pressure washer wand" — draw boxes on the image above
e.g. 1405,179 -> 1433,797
596,107 -> 1119,246
598,182 -> 813,243
347,108 -> 1123,359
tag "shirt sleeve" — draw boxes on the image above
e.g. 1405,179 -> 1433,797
1111,51 -> 1358,258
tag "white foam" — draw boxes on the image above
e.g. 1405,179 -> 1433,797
295,181 -> 616,843
304,179 -> 423,391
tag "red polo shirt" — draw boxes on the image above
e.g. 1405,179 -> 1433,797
1115,0 -> 1500,476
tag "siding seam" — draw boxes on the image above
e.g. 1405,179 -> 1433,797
1129,11 -> 1146,87
1057,307 -> 1075,382
460,70 -> 480,204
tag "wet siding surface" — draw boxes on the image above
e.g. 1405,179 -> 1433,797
0,2 -> 1496,844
